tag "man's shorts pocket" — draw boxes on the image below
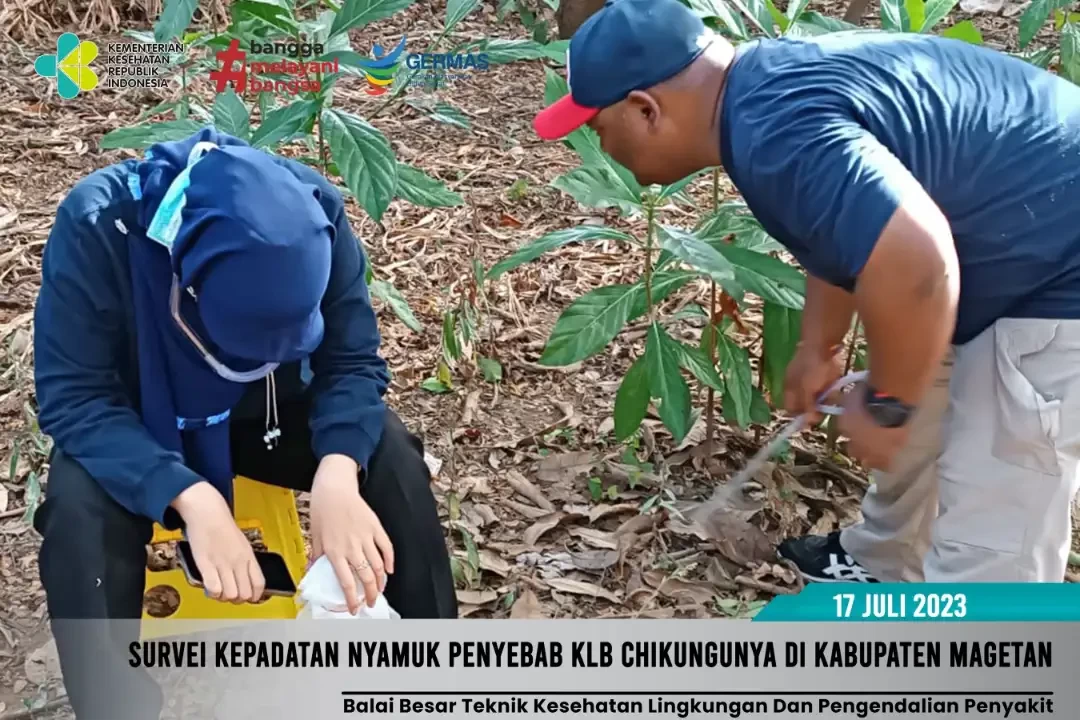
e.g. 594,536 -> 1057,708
991,319 -> 1062,476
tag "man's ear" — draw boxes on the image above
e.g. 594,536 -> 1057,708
624,90 -> 662,130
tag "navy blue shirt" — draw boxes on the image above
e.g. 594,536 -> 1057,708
34,153 -> 388,522
720,32 -> 1080,345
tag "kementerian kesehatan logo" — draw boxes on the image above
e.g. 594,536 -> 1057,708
35,32 -> 99,99
358,36 -> 407,96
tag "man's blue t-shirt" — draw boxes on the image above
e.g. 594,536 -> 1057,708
720,32 -> 1080,345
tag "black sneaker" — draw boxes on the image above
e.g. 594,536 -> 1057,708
777,531 -> 879,583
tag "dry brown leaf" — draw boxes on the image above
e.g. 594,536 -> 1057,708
536,451 -> 597,484
458,604 -> 487,618
478,549 -> 512,577
810,508 -> 838,536
613,512 -> 659,537
570,549 -> 619,572
471,503 -> 500,526
510,588 -> 547,619
456,589 -> 498,605
545,577 -> 621,604
699,508 -> 776,568
460,389 -> 482,425
502,498 -> 551,520
505,470 -> 555,511
567,526 -> 618,550
0,485 -> 8,513
499,213 -> 523,228
523,512 -> 564,546
588,502 -> 639,523
638,608 -> 677,619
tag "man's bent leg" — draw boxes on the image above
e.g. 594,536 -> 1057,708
840,353 -> 953,582
35,450 -> 161,718
926,319 -> 1080,582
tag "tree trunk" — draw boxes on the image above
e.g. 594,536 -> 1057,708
555,0 -> 608,39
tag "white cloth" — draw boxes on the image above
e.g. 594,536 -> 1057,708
296,555 -> 400,620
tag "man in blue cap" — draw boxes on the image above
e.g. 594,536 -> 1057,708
535,0 -> 1080,586
33,127 -> 457,718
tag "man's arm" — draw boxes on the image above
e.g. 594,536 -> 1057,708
854,194 -> 958,405
35,203 -> 204,526
739,110 -> 957,408
307,196 -> 390,474
800,274 -> 856,356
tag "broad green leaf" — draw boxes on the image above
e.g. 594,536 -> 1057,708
478,357 -> 503,383
447,0 -> 482,31
212,87 -> 251,140
155,0 -> 198,41
658,168 -> 709,200
1014,47 -> 1056,69
421,377 -> 452,393
627,272 -> 696,319
645,323 -> 693,443
694,203 -> 783,252
656,225 -> 737,287
789,12 -> 861,35
99,120 -> 206,150
330,0 -> 418,37
395,163 -> 464,207
1056,11 -> 1080,30
880,0 -> 909,32
442,312 -> 461,362
487,226 -> 637,281
727,0 -> 776,36
614,356 -> 650,441
750,387 -> 773,424
764,0 -> 790,32
551,166 -> 642,215
539,284 -> 641,366
478,38 -> 566,64
543,66 -> 569,105
1019,0 -> 1073,49
920,0 -> 958,32
905,0 -> 926,33
941,20 -> 983,44
718,333 -> 753,429
785,0 -> 811,22
684,0 -> 749,40
250,99 -> 317,148
321,109 -> 398,223
406,99 -> 471,129
762,302 -> 801,405
1062,22 -> 1080,85
369,279 -> 423,332
713,244 -> 806,310
565,128 -> 644,207
674,342 -> 724,391
233,0 -> 300,33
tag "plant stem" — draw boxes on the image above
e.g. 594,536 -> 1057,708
644,199 -> 656,318
705,280 -> 718,451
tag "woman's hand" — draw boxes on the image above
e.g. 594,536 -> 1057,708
308,454 -> 395,613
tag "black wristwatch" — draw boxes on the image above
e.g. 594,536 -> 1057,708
863,385 -> 916,428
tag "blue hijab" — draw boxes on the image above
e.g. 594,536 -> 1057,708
130,128 -> 334,520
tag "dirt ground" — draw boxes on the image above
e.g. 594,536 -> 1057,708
0,0 -> 1075,716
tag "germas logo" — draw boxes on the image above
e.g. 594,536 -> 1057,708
34,33 -> 99,99
359,36 -> 489,94
209,39 -> 339,95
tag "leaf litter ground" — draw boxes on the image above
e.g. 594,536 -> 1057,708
0,1 -> 1076,716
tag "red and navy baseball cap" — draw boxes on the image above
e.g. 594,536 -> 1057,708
533,0 -> 714,140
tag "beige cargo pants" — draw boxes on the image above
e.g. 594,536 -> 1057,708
840,318 -> 1080,582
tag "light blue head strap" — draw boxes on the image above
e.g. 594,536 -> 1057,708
145,141 -> 219,253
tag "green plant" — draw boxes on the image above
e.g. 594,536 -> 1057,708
487,68 -> 804,445
878,0 -> 984,43
99,0 -> 549,332
1016,5 -> 1080,83
498,0 -> 560,43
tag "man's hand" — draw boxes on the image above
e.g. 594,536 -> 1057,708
172,482 -> 265,603
309,454 -> 395,614
838,385 -> 910,471
784,342 -> 846,423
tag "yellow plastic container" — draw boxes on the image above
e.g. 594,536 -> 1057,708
140,476 -> 307,639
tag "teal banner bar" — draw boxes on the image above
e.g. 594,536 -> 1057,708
753,583 -> 1080,622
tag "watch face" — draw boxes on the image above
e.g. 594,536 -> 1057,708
866,400 -> 911,428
